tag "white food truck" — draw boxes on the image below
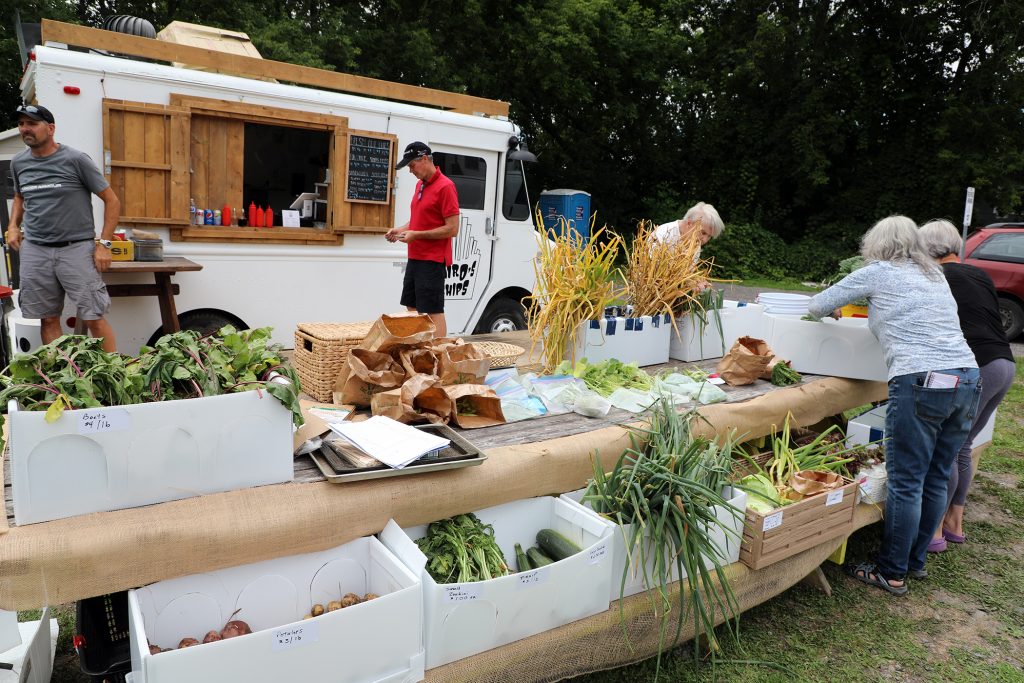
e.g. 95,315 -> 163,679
3,20 -> 539,354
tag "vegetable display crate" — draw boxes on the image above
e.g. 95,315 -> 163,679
847,403 -> 995,450
292,321 -> 374,402
75,592 -> 132,682
380,496 -> 615,669
739,477 -> 859,570
669,301 -> 766,362
571,315 -> 670,367
561,486 -> 747,600
8,390 -> 293,525
128,537 -> 423,683
765,315 -> 886,381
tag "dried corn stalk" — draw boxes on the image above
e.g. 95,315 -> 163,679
528,212 -> 624,372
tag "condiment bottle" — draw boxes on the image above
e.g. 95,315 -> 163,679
255,206 -> 265,228
265,207 -> 274,228
221,205 -> 231,226
248,201 -> 257,227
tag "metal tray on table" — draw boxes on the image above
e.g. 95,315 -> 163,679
308,422 -> 487,483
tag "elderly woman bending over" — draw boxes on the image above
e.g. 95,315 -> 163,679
654,202 -> 724,248
918,219 -> 1015,552
808,215 -> 981,595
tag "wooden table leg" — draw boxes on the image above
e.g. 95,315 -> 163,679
155,273 -> 180,333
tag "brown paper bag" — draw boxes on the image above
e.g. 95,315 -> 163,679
716,336 -> 774,386
360,313 -> 437,353
789,470 -> 844,497
436,343 -> 491,385
396,346 -> 440,376
762,357 -> 790,381
336,348 -> 407,407
443,384 -> 506,429
371,373 -> 454,424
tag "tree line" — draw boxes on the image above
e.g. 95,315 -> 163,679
4,0 -> 1023,278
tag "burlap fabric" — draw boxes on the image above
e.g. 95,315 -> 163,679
0,376 -> 886,610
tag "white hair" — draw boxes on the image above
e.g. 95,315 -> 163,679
918,219 -> 963,259
860,215 -> 940,277
683,202 -> 725,239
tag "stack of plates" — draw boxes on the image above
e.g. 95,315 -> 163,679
757,292 -> 811,316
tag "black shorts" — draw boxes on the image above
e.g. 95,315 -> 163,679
400,259 -> 446,314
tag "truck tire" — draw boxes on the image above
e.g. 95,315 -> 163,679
999,297 -> 1024,341
477,297 -> 527,333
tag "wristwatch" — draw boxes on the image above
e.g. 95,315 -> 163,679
96,239 -> 112,249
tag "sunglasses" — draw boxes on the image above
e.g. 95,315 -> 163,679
16,104 -> 51,122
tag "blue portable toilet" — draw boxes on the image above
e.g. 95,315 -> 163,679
539,189 -> 592,242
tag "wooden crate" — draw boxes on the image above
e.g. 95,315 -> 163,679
292,322 -> 373,402
739,477 -> 859,570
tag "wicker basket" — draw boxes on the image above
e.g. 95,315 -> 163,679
475,341 -> 525,369
293,322 -> 374,402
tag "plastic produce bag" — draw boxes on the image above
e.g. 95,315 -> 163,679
696,382 -> 728,405
654,373 -> 700,403
529,375 -> 586,414
572,390 -> 612,418
500,396 -> 548,422
607,387 -> 655,413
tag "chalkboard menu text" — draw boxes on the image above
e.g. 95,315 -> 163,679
346,134 -> 393,203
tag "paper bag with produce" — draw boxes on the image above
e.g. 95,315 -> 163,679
359,313 -> 436,354
371,373 -> 454,424
335,348 -> 407,407
789,469 -> 844,499
716,336 -> 774,386
443,384 -> 506,428
436,342 -> 490,385
395,346 -> 440,376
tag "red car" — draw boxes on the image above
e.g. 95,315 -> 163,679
963,223 -> 1024,340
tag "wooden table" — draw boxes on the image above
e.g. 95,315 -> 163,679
76,257 -> 202,334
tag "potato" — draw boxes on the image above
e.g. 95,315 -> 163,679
303,613 -> 314,620
326,600 -> 343,612
202,630 -> 222,644
220,620 -> 252,639
363,593 -> 379,602
178,638 -> 200,649
311,603 -> 325,617
148,644 -> 162,655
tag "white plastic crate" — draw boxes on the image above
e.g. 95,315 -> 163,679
765,315 -> 887,381
669,301 -> 766,362
128,537 -> 424,683
572,315 -> 671,367
380,496 -> 615,669
9,390 -> 293,525
847,403 -> 996,450
561,487 -> 747,600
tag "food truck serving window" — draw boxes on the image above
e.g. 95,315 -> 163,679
102,96 -> 397,245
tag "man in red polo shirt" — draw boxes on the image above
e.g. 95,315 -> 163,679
386,142 -> 460,337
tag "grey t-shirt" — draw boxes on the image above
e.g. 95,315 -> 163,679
808,260 -> 977,380
11,144 -> 110,243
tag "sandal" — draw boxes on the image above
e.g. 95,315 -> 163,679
942,528 -> 966,544
848,562 -> 908,596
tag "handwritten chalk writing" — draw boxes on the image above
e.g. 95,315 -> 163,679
347,134 -> 392,202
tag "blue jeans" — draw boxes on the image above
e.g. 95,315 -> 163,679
877,367 -> 982,579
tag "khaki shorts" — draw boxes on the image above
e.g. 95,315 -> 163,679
18,239 -> 111,320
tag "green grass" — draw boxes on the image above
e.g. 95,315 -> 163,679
727,277 -> 822,292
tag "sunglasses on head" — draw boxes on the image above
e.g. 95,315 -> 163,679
17,105 -> 41,115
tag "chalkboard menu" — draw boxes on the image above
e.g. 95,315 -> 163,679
346,134 -> 394,203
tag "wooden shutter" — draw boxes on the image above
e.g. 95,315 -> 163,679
103,100 -> 190,225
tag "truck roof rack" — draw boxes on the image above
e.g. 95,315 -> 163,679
39,19 -> 509,118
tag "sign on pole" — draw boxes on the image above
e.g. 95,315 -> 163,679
960,187 -> 975,259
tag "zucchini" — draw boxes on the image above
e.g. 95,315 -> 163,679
514,543 -> 531,572
536,528 -> 582,561
526,547 -> 554,569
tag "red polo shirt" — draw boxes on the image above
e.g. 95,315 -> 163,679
408,169 -> 459,265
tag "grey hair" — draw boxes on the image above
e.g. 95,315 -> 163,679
918,219 -> 963,259
860,215 -> 941,277
683,202 -> 725,239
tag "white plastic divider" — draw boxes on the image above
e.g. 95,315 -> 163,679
128,537 -> 424,683
572,315 -> 671,367
765,315 -> 887,381
847,403 -> 996,451
380,496 -> 615,670
561,487 -> 747,600
669,301 -> 766,362
9,390 -> 293,525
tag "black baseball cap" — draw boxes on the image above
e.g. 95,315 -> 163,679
396,141 -> 431,169
15,104 -> 54,124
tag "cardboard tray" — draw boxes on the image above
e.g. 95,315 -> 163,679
309,422 -> 486,483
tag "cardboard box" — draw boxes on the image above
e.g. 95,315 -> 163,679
669,301 -> 766,362
128,537 -> 423,683
739,478 -> 859,570
847,403 -> 996,450
561,486 -> 747,600
572,315 -> 671,367
9,390 -> 293,525
765,315 -> 887,381
380,496 -> 615,669
110,240 -> 135,261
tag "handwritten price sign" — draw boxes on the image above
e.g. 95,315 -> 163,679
271,622 -> 318,651
77,408 -> 131,434
516,569 -> 549,590
443,584 -> 482,603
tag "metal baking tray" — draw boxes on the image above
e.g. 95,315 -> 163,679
308,422 -> 486,483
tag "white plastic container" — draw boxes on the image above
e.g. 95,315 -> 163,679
572,314 -> 671,367
128,537 -> 424,683
0,608 -> 58,683
380,496 -> 615,669
561,487 -> 747,600
847,403 -> 996,450
9,390 -> 293,525
765,315 -> 887,381
669,301 -> 766,362
858,462 -> 888,505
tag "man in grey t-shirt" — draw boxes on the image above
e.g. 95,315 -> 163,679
5,104 -> 121,351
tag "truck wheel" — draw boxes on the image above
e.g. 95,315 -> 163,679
999,297 -> 1024,340
477,298 -> 527,333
